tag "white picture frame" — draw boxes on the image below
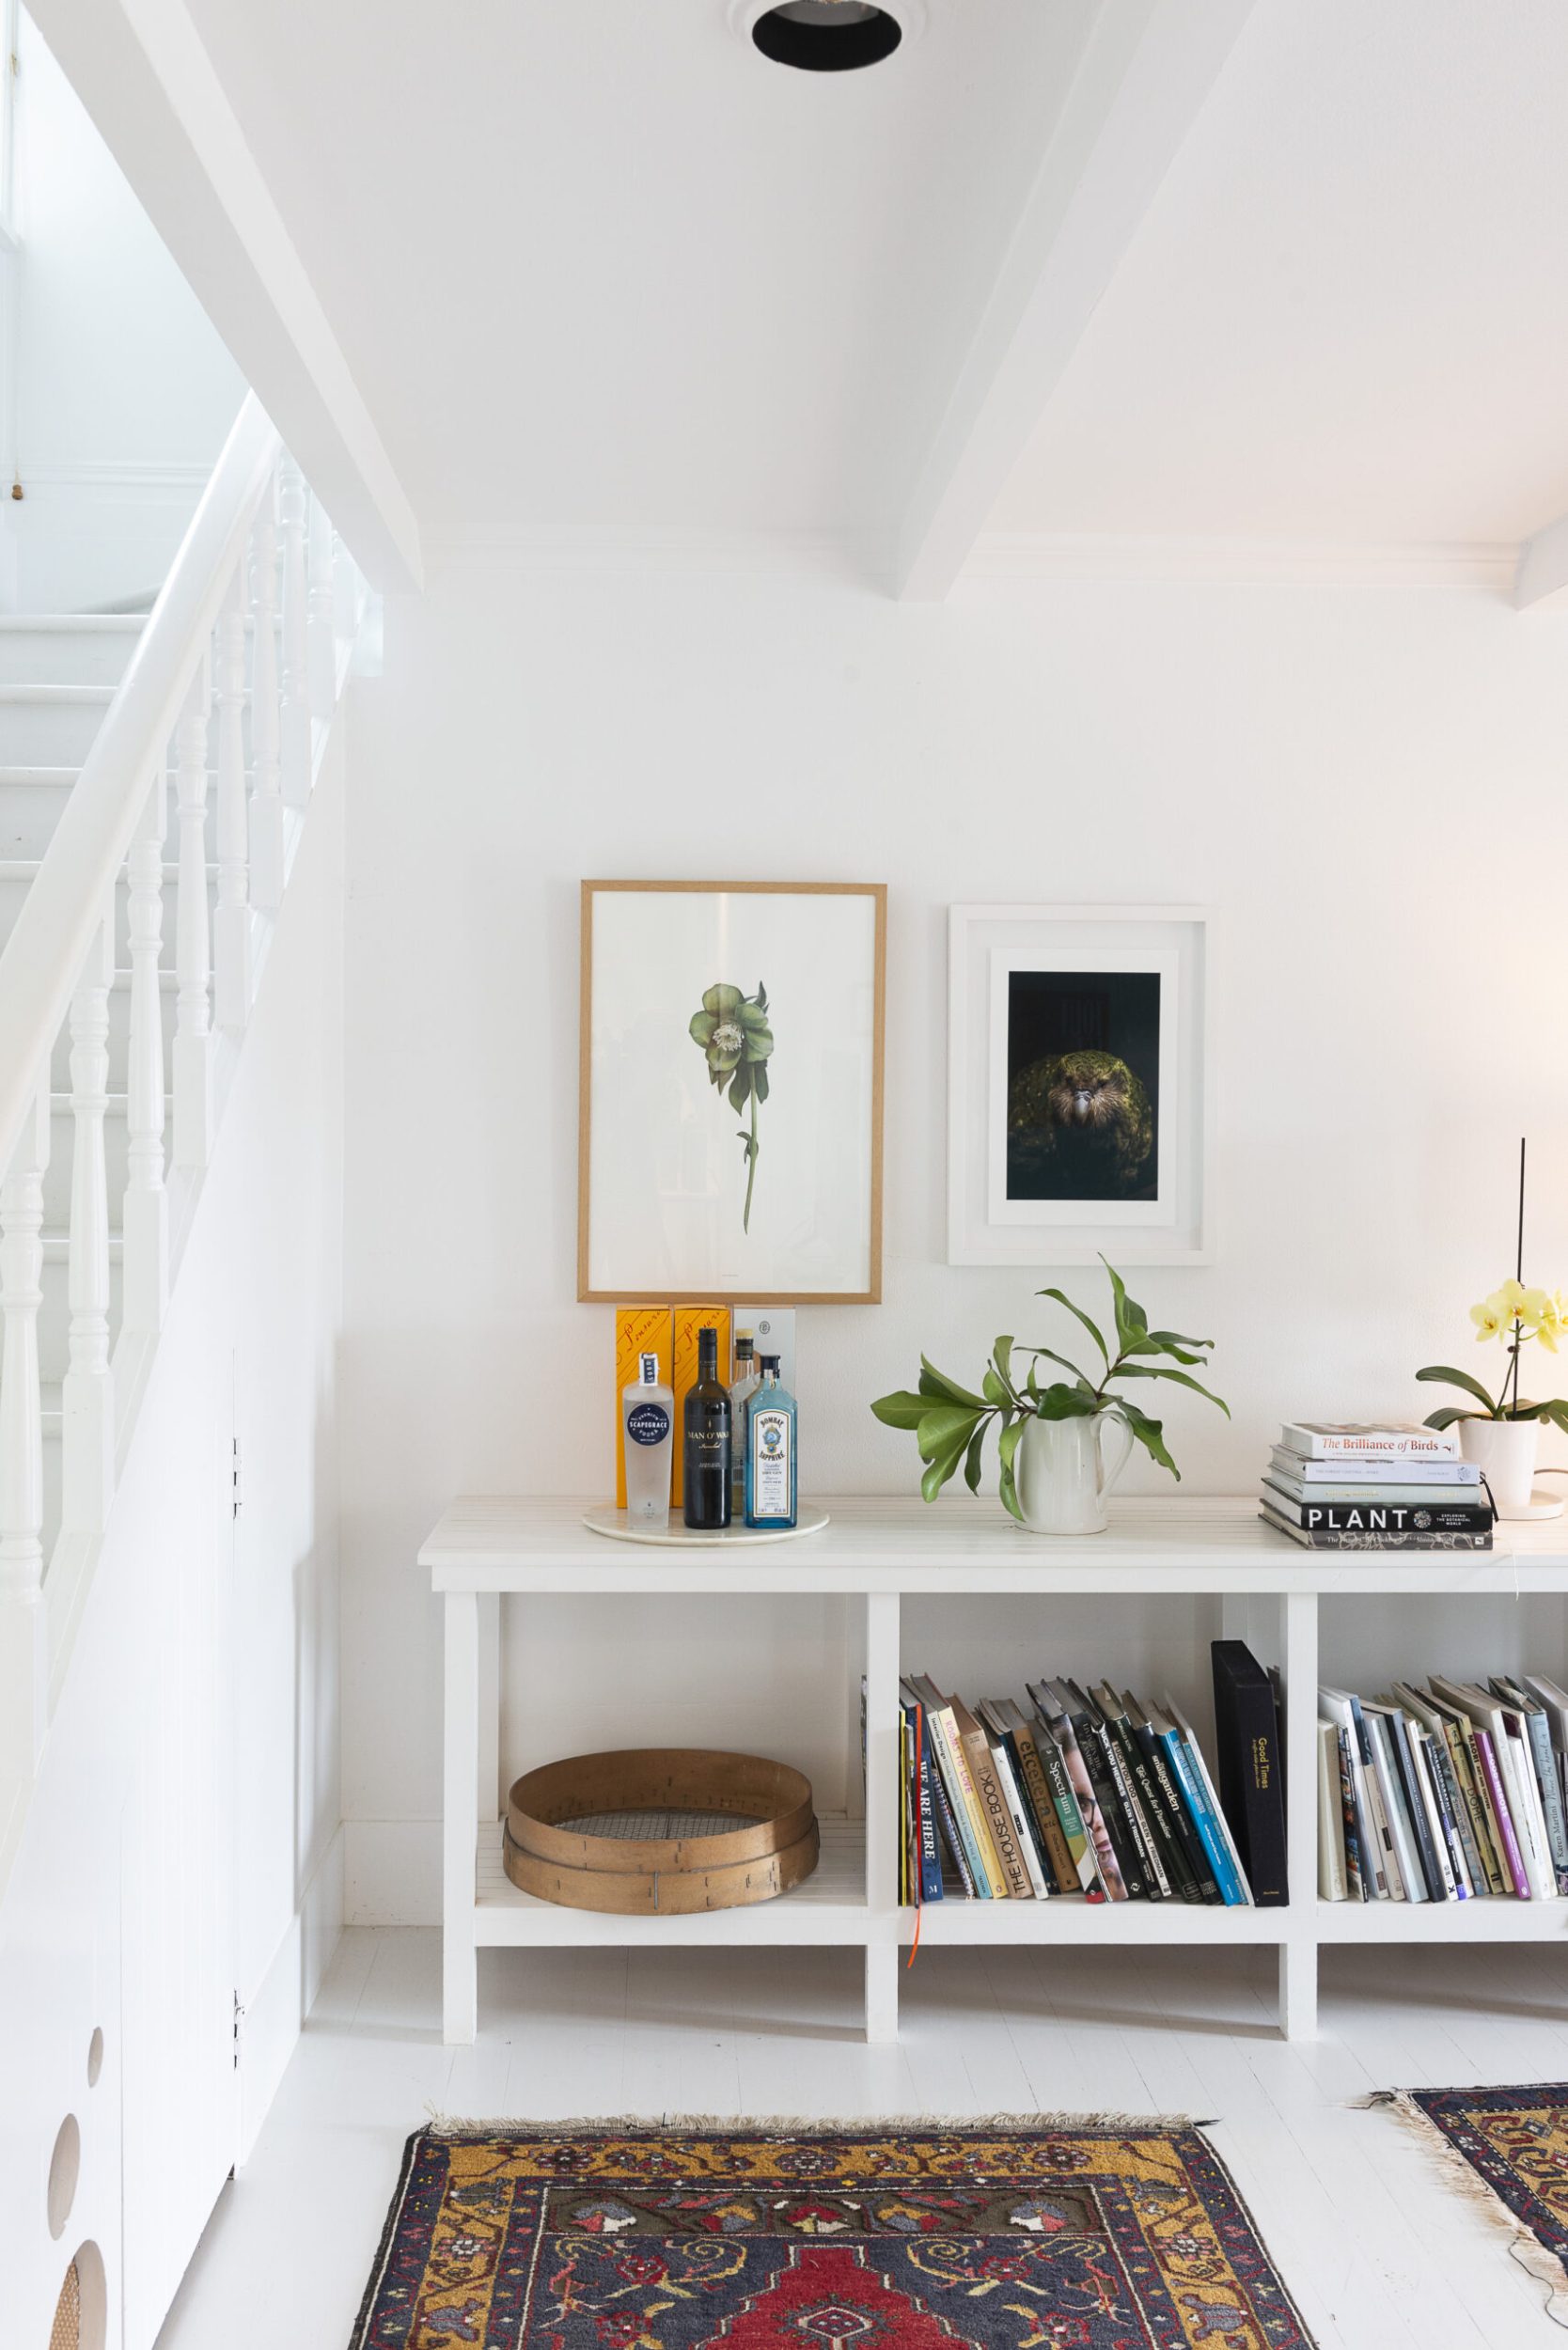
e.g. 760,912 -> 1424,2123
948,903 -> 1213,1266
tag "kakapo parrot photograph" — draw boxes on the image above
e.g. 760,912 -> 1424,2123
1005,970 -> 1159,1203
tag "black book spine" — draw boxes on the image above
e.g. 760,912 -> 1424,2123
1211,1641 -> 1288,1906
1108,1716 -> 1186,1901
1137,1723 -> 1218,1903
1096,1717 -> 1168,1900
1385,1713 -> 1444,1899
1073,1711 -> 1149,1898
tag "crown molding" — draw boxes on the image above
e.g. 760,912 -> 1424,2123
961,531 -> 1520,589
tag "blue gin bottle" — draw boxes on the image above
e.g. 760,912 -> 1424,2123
744,1355 -> 797,1530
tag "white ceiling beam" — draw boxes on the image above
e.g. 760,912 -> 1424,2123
1513,514 -> 1568,610
895,0 -> 1255,603
28,0 -> 422,595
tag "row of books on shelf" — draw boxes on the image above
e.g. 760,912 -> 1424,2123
1261,1421 -> 1494,1550
1319,1674 -> 1568,1901
893,1643 -> 1286,1908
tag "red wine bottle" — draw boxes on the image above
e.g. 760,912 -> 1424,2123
682,1326 -> 731,1529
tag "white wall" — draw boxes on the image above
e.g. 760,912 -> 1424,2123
5,10 -> 245,609
338,562 -> 1568,1920
0,746 -> 345,2348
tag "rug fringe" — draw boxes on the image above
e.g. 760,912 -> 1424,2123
1358,2089 -> 1568,2332
422,2107 -> 1215,2136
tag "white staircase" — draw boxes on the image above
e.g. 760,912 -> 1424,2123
0,619 -> 149,1544
0,396 -> 366,1893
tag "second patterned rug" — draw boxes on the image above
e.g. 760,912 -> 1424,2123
1385,2082 -> 1568,2328
350,2118 -> 1315,2349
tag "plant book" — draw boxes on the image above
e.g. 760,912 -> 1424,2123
1261,1506 -> 1494,1551
1260,1486 -> 1494,1535
1279,1421 -> 1461,1461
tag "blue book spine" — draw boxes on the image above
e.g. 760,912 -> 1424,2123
915,1713 -> 945,1904
1161,1727 -> 1246,1905
924,1747 -> 977,1897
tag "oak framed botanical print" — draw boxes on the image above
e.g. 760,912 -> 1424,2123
948,903 -> 1212,1267
579,881 -> 886,1303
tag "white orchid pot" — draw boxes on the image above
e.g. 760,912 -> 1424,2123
1459,1417 -> 1539,1518
1014,1410 -> 1135,1537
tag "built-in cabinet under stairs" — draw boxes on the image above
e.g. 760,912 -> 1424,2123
0,399 -> 366,2350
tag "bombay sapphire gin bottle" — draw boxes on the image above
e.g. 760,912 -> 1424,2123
622,1351 -> 673,1529
745,1354 -> 797,1530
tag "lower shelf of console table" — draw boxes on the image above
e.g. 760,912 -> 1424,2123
423,1493 -> 1568,2045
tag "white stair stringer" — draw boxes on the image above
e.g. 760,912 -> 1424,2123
0,397 -> 367,1897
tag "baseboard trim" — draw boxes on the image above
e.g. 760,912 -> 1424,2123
345,1818 -> 442,1927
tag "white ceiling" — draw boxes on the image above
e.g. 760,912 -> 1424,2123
136,0 -> 1568,572
993,0 -> 1568,551
180,0 -> 1097,545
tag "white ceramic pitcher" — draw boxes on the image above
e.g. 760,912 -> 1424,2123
1014,1410 -> 1135,1536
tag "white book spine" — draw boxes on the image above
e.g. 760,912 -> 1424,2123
1317,1720 -> 1348,1902
989,1741 -> 1047,1899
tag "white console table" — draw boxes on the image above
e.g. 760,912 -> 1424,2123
420,1494 -> 1568,2047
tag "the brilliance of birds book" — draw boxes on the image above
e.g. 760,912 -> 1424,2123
1270,1448 -> 1481,1485
1278,1420 -> 1461,1460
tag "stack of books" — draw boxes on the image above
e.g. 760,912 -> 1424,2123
1320,1675 -> 1568,1901
1261,1421 -> 1494,1549
892,1643 -> 1286,1910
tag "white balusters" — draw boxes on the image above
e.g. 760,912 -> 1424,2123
123,762 -> 168,1338
174,653 -> 214,1169
63,911 -> 116,1535
0,1078 -> 50,1597
279,459 -> 311,808
307,491 -> 336,721
213,564 -> 252,1032
248,481 -> 284,913
333,525 -> 357,650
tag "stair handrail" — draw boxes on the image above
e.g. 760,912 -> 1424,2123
0,394 -> 280,1182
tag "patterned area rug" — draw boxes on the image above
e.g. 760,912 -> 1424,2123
350,2120 -> 1315,2350
1397,2084 -> 1568,2327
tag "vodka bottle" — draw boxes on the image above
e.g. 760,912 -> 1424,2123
622,1351 -> 673,1528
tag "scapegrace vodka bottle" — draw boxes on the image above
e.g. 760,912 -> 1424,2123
729,1332 -> 760,1518
622,1351 -> 673,1529
682,1326 -> 731,1530
745,1355 -> 797,1531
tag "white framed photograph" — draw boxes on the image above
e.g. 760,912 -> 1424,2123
949,904 -> 1212,1266
579,881 -> 886,1303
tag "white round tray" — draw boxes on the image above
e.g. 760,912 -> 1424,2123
582,1503 -> 830,1548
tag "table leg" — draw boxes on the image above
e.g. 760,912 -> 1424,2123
478,1591 -> 501,1822
444,1590 -> 479,2045
1279,1589 -> 1319,2039
863,1590 -> 900,2041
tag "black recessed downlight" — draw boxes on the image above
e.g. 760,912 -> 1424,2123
752,2 -> 902,71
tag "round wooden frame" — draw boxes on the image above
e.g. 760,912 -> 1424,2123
503,1747 -> 819,1915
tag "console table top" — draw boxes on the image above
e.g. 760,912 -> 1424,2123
419,1492 -> 1568,1595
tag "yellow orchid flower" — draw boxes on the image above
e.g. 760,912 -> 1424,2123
1471,1294 -> 1509,1341
1518,1284 -> 1552,1328
1532,1291 -> 1564,1354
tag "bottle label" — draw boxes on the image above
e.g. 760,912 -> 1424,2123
751,1408 -> 792,1518
626,1403 -> 670,1447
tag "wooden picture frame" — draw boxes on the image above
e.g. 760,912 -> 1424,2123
948,902 -> 1213,1266
579,880 -> 886,1303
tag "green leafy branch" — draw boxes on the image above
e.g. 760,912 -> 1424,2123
870,1258 -> 1228,1520
689,979 -> 774,1232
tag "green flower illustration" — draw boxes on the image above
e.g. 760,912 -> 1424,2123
688,980 -> 775,1231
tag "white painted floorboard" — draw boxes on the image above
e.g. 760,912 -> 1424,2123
156,1931 -> 1568,2349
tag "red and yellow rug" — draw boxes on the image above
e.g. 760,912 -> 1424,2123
1395,2083 -> 1568,2325
350,2121 -> 1314,2350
